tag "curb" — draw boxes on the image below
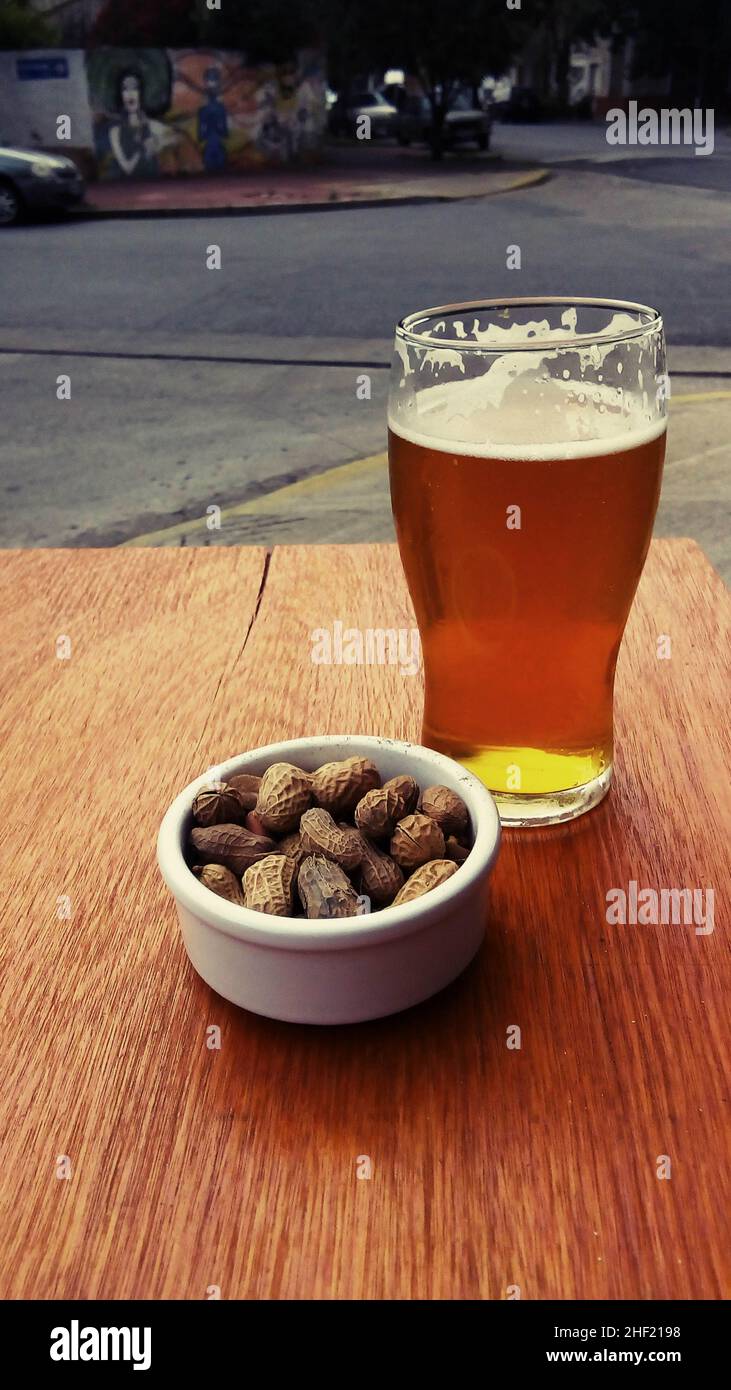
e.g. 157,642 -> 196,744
79,166 -> 550,220
120,452 -> 387,548
119,385 -> 729,549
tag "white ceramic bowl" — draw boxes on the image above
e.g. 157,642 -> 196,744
157,735 -> 501,1025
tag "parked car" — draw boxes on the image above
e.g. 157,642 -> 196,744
396,92 -> 491,150
328,91 -> 399,140
493,86 -> 543,122
0,146 -> 85,225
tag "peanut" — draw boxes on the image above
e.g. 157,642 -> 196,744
445,835 -> 471,865
226,773 -> 261,811
243,854 -> 296,917
245,809 -> 267,837
255,762 -> 311,833
354,833 -> 404,907
354,785 -> 401,840
278,829 -> 308,870
297,854 -> 361,920
189,823 -> 277,876
392,859 -> 457,906
383,773 -> 420,818
300,807 -> 362,871
310,756 -> 380,817
192,782 -> 246,827
420,785 -> 470,838
390,813 -> 445,871
192,862 -> 245,906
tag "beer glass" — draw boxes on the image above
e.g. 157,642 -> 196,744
388,298 -> 667,825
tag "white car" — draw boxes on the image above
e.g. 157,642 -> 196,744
330,91 -> 399,140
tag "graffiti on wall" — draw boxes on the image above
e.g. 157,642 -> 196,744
85,47 -> 326,178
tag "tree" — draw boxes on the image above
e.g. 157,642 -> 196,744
338,0 -> 531,158
534,1 -> 609,111
90,0 -> 322,56
601,0 -> 731,112
89,0 -> 200,47
0,0 -> 58,48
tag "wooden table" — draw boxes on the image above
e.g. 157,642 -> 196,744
0,539 -> 728,1301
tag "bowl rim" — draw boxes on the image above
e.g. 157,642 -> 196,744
157,734 -> 501,951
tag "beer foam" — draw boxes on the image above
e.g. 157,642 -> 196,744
430,305 -> 640,349
388,374 -> 666,461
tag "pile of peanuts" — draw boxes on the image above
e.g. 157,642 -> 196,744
187,754 -> 472,919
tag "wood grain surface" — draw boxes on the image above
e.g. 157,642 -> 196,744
0,539 -> 728,1301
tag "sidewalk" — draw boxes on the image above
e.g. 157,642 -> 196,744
119,342 -> 731,583
84,142 -> 548,215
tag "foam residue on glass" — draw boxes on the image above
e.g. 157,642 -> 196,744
390,309 -> 667,459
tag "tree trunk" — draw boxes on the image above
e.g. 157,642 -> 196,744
429,104 -> 446,161
555,37 -> 571,113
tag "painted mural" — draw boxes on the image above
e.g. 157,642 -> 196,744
85,47 -> 326,178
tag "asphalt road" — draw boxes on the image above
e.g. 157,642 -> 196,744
495,116 -> 731,173
2,165 -> 729,344
1,131 -> 729,555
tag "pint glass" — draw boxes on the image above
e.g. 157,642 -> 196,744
388,298 -> 667,825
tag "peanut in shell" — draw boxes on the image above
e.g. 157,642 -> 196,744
192,862 -> 245,906
390,812 -> 445,871
383,773 -> 420,818
300,807 -> 362,871
226,773 -> 261,811
354,785 -> 402,841
255,762 -> 311,834
297,854 -> 361,920
420,785 -> 470,838
192,782 -> 246,827
189,823 -> 277,876
355,833 -> 404,907
392,859 -> 458,906
309,756 -> 380,817
243,854 -> 296,916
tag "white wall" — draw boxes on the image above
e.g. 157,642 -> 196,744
0,50 -> 94,150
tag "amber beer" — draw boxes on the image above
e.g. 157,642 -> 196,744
389,417 -> 666,816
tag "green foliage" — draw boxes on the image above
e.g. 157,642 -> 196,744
343,0 -> 529,96
91,0 -> 321,56
323,0 -> 530,157
90,0 -> 200,47
598,0 -> 731,108
199,0 -> 321,62
0,0 -> 58,48
91,0 -> 526,93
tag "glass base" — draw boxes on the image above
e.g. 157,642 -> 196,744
488,764 -> 613,826
425,731 -> 614,827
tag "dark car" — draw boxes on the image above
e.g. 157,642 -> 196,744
0,146 -> 85,225
396,92 -> 491,150
494,86 -> 543,122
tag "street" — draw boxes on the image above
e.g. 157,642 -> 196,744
1,123 -> 729,573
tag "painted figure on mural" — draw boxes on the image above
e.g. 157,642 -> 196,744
197,67 -> 229,171
109,69 -> 176,177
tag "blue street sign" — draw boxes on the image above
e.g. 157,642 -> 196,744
16,57 -> 70,81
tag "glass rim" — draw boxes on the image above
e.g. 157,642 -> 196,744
395,296 -> 664,353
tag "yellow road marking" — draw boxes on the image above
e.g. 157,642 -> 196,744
121,388 -> 729,547
121,451 -> 387,547
671,390 -> 731,403
485,168 -> 552,196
